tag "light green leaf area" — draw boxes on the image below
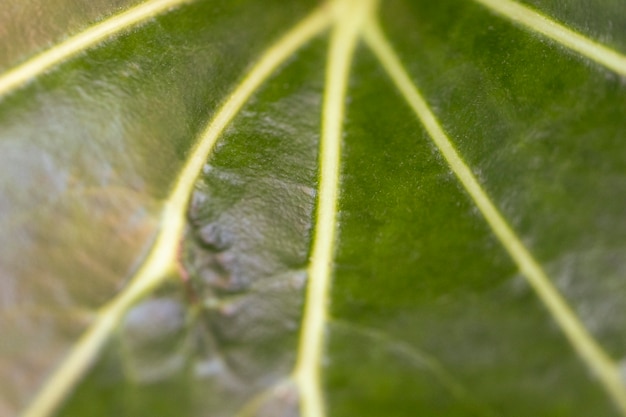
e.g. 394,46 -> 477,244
1,0 -> 626,416
0,0 -> 144,70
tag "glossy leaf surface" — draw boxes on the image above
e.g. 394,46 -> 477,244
1,0 -> 626,416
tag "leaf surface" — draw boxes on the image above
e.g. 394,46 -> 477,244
1,0 -> 626,416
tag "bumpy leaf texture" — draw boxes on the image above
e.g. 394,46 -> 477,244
1,0 -> 626,416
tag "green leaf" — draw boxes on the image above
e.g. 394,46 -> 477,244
1,0 -> 626,416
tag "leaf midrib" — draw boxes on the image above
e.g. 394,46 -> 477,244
2,0 -> 626,416
292,2 -> 378,417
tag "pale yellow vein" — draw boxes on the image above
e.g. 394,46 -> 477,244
292,1 -> 377,417
473,0 -> 626,77
363,20 -> 626,416
0,0 -> 192,98
20,8 -> 331,417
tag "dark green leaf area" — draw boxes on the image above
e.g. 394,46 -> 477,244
56,37 -> 326,417
382,0 -> 626,357
324,45 -> 617,417
0,0 -> 318,413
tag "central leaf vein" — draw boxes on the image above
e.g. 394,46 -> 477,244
292,1 -> 377,416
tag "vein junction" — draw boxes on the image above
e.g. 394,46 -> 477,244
7,0 -> 626,416
294,2 -> 626,417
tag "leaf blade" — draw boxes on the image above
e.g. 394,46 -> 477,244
2,0 -> 626,416
362,18 -> 626,413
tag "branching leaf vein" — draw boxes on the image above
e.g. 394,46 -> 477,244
20,7 -> 330,417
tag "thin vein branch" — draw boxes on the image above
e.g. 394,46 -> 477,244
362,19 -> 626,416
20,7 -> 331,417
330,320 -> 498,417
232,379 -> 296,417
